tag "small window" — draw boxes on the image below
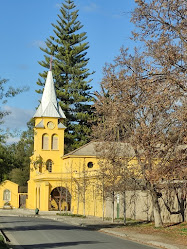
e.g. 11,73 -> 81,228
46,159 -> 53,172
52,134 -> 58,150
87,162 -> 93,168
3,189 -> 11,201
42,134 -> 49,150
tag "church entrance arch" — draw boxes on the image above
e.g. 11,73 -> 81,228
50,187 -> 71,211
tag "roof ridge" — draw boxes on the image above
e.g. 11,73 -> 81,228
64,141 -> 95,156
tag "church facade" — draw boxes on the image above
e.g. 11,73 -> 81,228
26,69 -> 103,216
0,69 -> 137,218
0,69 -> 105,216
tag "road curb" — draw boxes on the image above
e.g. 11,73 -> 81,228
148,241 -> 179,249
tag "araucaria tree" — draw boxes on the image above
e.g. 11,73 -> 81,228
93,0 -> 186,227
37,0 -> 94,153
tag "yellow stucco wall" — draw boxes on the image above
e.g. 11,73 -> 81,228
0,180 -> 19,208
27,120 -> 106,215
28,116 -> 66,210
30,117 -> 65,178
27,115 -> 139,217
61,156 -> 104,216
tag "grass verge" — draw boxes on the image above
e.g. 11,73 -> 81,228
56,212 -> 86,218
112,221 -> 187,247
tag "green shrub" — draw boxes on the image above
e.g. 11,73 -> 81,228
56,212 -> 86,218
0,234 -> 8,249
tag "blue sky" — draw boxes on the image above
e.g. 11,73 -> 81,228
1,0 -> 137,142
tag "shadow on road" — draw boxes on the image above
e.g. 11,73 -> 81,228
83,221 -> 152,231
1,216 -> 125,232
11,240 -> 102,249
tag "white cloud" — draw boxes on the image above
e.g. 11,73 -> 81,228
17,64 -> 29,70
3,105 -> 34,130
31,40 -> 46,49
2,106 -> 34,144
82,2 -> 98,13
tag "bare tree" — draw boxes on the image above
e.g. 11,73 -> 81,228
72,162 -> 82,214
93,0 -> 186,227
161,181 -> 187,222
93,45 -> 186,227
82,159 -> 87,216
94,142 -> 133,223
72,160 -> 90,216
131,0 -> 186,94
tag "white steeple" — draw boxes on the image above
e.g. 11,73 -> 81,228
33,70 -> 66,119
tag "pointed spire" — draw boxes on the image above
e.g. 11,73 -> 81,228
33,70 -> 66,119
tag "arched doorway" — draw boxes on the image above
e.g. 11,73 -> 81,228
50,187 -> 71,211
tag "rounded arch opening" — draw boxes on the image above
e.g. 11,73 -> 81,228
50,187 -> 71,211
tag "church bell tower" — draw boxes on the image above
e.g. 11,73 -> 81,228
31,68 -> 66,175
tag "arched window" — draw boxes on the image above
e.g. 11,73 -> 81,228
46,159 -> 53,173
42,133 -> 49,150
52,134 -> 58,150
3,189 -> 11,201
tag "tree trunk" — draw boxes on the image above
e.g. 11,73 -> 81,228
123,191 -> 126,225
151,190 -> 163,227
102,176 -> 105,221
66,186 -> 68,211
83,160 -> 86,216
112,191 -> 115,223
102,199 -> 105,221
59,192 -> 62,213
180,199 -> 185,222
93,185 -> 96,216
83,182 -> 86,216
77,185 -> 79,214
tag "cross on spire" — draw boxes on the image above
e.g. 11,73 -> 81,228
50,55 -> 53,71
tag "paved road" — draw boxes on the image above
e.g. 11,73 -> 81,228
0,216 -> 156,249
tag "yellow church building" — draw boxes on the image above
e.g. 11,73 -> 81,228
26,69 -> 104,216
0,69 -> 105,216
0,69 -> 148,219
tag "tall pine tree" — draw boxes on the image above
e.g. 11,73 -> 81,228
37,0 -> 94,153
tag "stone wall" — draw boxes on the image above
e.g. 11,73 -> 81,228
105,189 -> 186,223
